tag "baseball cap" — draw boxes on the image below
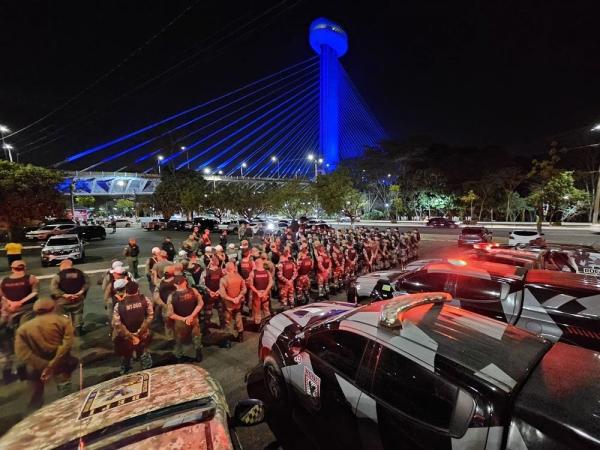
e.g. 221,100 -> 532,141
214,245 -> 223,252
178,250 -> 188,257
125,281 -> 139,295
240,240 -> 249,248
204,246 -> 213,253
113,266 -> 126,275
227,243 -> 235,249
33,298 -> 55,313
113,279 -> 128,290
151,247 -> 160,254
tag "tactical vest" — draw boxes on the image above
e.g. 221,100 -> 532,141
117,294 -> 146,333
58,268 -> 85,294
321,256 -> 331,270
253,270 -> 269,290
158,279 -> 176,303
239,259 -> 252,279
281,261 -> 295,280
298,257 -> 313,276
171,288 -> 197,317
1,275 -> 33,303
205,267 -> 222,292
224,274 -> 244,298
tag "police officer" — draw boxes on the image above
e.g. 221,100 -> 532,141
199,255 -> 225,331
49,259 -> 89,335
123,238 -> 140,279
277,249 -> 297,308
14,298 -> 77,407
153,265 -> 177,331
103,265 -> 131,324
316,244 -> 332,299
112,281 -> 153,374
145,247 -> 160,295
219,262 -> 247,342
161,237 -> 176,262
166,275 -> 204,362
0,260 -> 39,382
151,250 -> 172,287
238,247 -> 254,315
295,245 -> 313,305
249,258 -> 273,327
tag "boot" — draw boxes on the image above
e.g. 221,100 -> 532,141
2,368 -> 15,385
195,349 -> 204,362
16,364 -> 28,381
235,332 -> 244,343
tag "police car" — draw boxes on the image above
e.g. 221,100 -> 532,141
0,364 -> 265,450
40,234 -> 85,267
258,294 -> 600,449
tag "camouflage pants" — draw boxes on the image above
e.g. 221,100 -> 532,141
295,275 -> 311,304
252,293 -> 271,325
225,307 -> 243,336
203,296 -> 225,329
279,280 -> 295,306
317,271 -> 330,297
56,299 -> 84,329
0,306 -> 34,373
332,267 -> 344,289
27,354 -> 78,408
173,318 -> 202,358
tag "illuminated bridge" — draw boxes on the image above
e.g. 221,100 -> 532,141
55,18 -> 386,185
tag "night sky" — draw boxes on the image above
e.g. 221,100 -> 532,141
1,0 -> 599,168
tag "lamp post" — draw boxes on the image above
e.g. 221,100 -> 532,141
591,125 -> 600,224
307,154 -> 323,180
157,155 -> 164,174
271,156 -> 280,178
2,143 -> 14,163
241,162 -> 247,177
181,146 -> 189,169
0,125 -> 10,162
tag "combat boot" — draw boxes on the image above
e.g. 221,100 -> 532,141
195,349 -> 204,362
235,332 -> 244,343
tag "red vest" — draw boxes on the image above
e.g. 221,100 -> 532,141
281,261 -> 295,280
253,270 -> 269,290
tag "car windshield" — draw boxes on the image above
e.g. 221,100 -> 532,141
56,398 -> 215,450
39,225 -> 56,230
515,230 -> 538,236
47,238 -> 78,246
462,227 -> 483,234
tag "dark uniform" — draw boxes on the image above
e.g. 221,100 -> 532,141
201,266 -> 225,330
50,268 -> 89,331
238,256 -> 253,312
154,278 -> 176,330
295,253 -> 313,305
124,243 -> 140,278
166,287 -> 203,360
112,292 -> 153,373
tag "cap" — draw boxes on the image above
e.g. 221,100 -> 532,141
240,240 -> 249,248
125,281 -> 139,295
173,275 -> 187,285
178,250 -> 188,257
33,298 -> 55,313
112,261 -> 124,269
204,246 -> 213,253
113,265 -> 126,274
215,245 -> 223,252
113,279 -> 128,290
227,243 -> 235,249
151,247 -> 160,254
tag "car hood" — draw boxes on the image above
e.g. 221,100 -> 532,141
358,270 -> 404,281
0,365 -> 228,450
513,342 -> 600,448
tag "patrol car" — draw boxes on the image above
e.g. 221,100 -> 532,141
258,294 -> 600,449
0,364 -> 265,450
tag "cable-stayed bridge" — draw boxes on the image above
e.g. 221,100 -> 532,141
55,18 -> 386,195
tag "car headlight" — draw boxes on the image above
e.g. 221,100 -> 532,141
267,223 -> 274,230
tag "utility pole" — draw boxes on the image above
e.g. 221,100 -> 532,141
69,179 -> 76,219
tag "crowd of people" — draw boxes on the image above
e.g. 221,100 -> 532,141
0,222 -> 420,407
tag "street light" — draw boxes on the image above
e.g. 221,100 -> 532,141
307,154 -> 323,179
218,170 -> 223,175
157,155 -> 164,174
2,144 -> 14,163
271,155 -> 280,178
180,146 -> 189,169
240,162 -> 247,177
203,167 -> 211,175
591,124 -> 600,132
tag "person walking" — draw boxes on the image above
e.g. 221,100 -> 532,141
123,238 -> 140,279
219,262 -> 247,342
14,298 -> 77,408
4,241 -> 23,268
166,275 -> 204,362
49,259 -> 90,336
110,218 -> 117,234
112,281 -> 153,374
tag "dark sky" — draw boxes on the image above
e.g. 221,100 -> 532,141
1,0 -> 599,168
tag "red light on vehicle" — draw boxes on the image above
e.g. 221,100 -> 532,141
473,243 -> 492,250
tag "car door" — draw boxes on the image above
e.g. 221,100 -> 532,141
453,275 -> 516,323
395,271 -> 451,294
358,345 -> 485,450
297,329 -> 369,450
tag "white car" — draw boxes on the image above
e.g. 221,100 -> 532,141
41,234 -> 85,266
509,230 -> 544,247
26,224 -> 77,241
113,218 -> 134,228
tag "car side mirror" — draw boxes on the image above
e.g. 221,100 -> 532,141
288,336 -> 305,356
233,399 -> 265,427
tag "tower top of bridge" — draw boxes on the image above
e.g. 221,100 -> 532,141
309,18 -> 348,58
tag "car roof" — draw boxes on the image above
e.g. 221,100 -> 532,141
525,270 -> 600,291
423,261 -> 525,281
340,300 -> 550,394
0,365 -> 222,450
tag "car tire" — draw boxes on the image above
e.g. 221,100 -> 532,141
263,355 -> 289,406
41,261 -> 48,267
125,223 -> 131,228
101,235 -> 106,240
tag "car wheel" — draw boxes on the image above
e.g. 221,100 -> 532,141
41,261 -> 48,267
101,234 -> 106,240
263,355 -> 288,406
125,223 -> 131,228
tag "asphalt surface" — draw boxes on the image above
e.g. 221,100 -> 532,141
0,226 -> 598,449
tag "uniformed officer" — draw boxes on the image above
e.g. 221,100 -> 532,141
103,265 -> 131,323
316,244 -> 332,299
295,245 -> 313,305
145,247 -> 161,295
14,298 -> 77,408
49,259 -> 90,335
277,249 -> 297,308
344,241 -> 358,278
249,258 -> 273,326
0,260 -> 39,382
199,255 -> 225,331
331,243 -> 345,293
166,275 -> 204,362
153,265 -> 177,331
151,250 -> 172,287
238,247 -> 254,315
123,238 -> 140,279
112,281 -> 153,374
219,262 -> 247,342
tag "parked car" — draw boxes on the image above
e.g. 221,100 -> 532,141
72,225 -> 106,241
258,294 -> 600,449
194,217 -> 218,231
509,229 -> 544,246
41,234 -> 85,266
390,260 -> 600,351
0,364 -> 265,449
113,218 -> 134,228
458,226 -> 492,247
167,219 -> 194,231
426,217 -> 458,228
338,216 -> 360,223
26,223 -> 78,241
142,218 -> 168,231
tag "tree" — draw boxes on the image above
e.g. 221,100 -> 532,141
460,190 -> 479,219
75,195 -> 95,208
0,161 -> 65,239
152,169 -> 208,220
389,185 -> 404,220
228,184 -> 276,219
495,167 -> 526,221
312,168 -> 364,224
205,185 -> 234,223
270,179 -> 311,219
527,144 -> 562,231
115,199 -> 134,215
528,171 -> 586,223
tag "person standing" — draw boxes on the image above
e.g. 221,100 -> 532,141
49,259 -> 90,336
102,266 -> 131,324
219,262 -> 247,342
295,245 -> 313,305
0,260 -> 39,382
248,258 -> 273,327
316,244 -> 332,299
110,218 -> 117,234
201,229 -> 212,252
145,247 -> 161,295
277,249 -> 297,308
219,230 -> 228,248
161,237 -> 176,262
4,241 -> 23,268
199,255 -> 225,331
14,298 -> 77,408
123,238 -> 140,279
166,275 -> 204,362
153,265 -> 177,332
112,281 -> 153,374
